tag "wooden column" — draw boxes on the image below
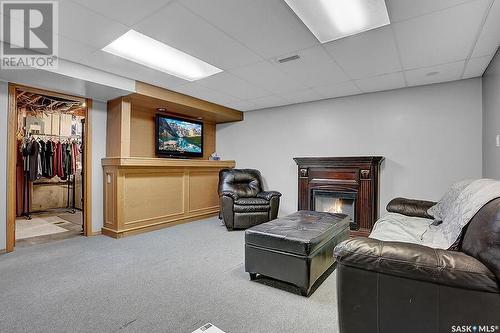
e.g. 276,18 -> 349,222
106,97 -> 131,157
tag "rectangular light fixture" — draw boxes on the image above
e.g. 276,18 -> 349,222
102,30 -> 222,81
284,0 -> 390,43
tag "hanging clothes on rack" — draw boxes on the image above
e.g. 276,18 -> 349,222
19,135 -> 82,219
55,141 -> 64,179
43,140 -> 54,178
71,141 -> 79,175
27,139 -> 41,181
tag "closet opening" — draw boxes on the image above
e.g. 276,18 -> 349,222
7,85 -> 91,249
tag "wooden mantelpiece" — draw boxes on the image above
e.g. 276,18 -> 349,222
294,156 -> 384,237
102,158 -> 235,238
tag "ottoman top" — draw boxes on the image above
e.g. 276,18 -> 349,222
245,210 -> 349,256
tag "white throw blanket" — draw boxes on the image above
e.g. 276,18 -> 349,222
370,179 -> 500,249
424,178 -> 500,248
369,213 -> 434,244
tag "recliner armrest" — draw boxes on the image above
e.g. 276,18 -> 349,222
334,238 -> 498,293
256,191 -> 282,201
220,191 -> 239,201
386,197 -> 436,219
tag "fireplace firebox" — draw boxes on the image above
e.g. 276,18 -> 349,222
312,190 -> 357,229
294,156 -> 384,237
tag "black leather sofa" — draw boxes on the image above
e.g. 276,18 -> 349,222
334,197 -> 500,333
218,169 -> 281,230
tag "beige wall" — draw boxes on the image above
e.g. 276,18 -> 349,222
482,50 -> 500,179
217,79 -> 483,215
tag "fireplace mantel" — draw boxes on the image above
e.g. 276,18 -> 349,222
294,156 -> 384,237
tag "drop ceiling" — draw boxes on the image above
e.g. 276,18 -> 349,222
2,0 -> 500,111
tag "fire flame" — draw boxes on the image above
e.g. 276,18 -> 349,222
327,199 -> 343,214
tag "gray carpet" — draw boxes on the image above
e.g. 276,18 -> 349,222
0,217 -> 339,333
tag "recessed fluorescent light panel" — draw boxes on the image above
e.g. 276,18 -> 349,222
284,0 -> 390,43
102,30 -> 222,81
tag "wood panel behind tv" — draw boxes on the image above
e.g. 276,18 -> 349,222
106,97 -> 218,159
129,106 -> 216,159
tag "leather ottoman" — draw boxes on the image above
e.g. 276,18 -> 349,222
245,210 -> 350,296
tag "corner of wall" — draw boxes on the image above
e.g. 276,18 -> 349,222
91,100 -> 107,233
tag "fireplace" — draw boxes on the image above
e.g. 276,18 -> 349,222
312,190 -> 357,229
294,156 -> 384,237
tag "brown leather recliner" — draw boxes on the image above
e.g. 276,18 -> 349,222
218,169 -> 281,230
334,197 -> 500,333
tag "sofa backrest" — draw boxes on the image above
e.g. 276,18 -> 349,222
218,169 -> 263,198
461,197 -> 500,281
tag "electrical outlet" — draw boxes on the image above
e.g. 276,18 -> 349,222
496,134 -> 500,148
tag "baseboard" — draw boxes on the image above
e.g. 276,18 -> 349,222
0,249 -> 6,254
90,230 -> 102,236
101,212 -> 219,239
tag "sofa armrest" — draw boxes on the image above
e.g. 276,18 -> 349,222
256,191 -> 282,201
220,191 -> 239,201
334,238 -> 498,293
386,197 -> 436,219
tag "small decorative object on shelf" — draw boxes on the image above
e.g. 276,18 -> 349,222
209,152 -> 221,161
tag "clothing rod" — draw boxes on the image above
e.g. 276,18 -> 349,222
32,181 -> 75,186
29,133 -> 81,138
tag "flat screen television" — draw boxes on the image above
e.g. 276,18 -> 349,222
155,114 -> 203,158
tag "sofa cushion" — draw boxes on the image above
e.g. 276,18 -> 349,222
235,197 -> 269,205
218,169 -> 262,198
461,198 -> 500,282
245,211 -> 349,256
335,237 -> 499,293
233,204 -> 270,213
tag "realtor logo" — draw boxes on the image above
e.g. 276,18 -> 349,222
1,0 -> 58,68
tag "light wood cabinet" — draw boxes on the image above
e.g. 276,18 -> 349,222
102,158 -> 235,238
102,83 -> 242,238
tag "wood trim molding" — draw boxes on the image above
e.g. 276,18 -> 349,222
133,81 -> 243,124
6,84 -> 16,252
5,83 -> 93,251
101,157 -> 236,168
11,84 -> 86,104
83,98 -> 92,237
101,210 -> 219,239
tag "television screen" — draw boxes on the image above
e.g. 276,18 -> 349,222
156,115 -> 203,157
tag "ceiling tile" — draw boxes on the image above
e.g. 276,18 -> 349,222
405,61 -> 465,86
249,95 -> 288,109
312,81 -> 362,99
223,100 -> 258,111
394,0 -> 490,69
386,0 -> 474,22
472,0 -> 500,57
70,0 -> 172,26
324,25 -> 402,80
273,46 -> 350,87
81,50 -> 187,88
463,54 -> 494,78
59,1 -> 129,49
230,61 -> 306,94
57,36 -> 97,63
180,0 -> 318,58
133,2 -> 261,70
196,72 -> 271,100
355,72 -> 406,93
173,83 -> 239,105
278,88 -> 326,105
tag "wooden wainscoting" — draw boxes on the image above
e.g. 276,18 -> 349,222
102,158 -> 235,238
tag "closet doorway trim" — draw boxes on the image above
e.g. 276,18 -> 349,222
6,83 -> 93,253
